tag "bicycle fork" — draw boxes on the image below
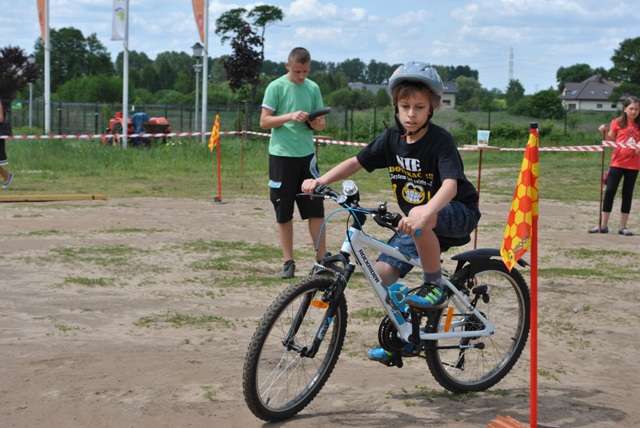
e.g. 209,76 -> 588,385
284,270 -> 352,359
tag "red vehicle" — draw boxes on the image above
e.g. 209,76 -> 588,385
101,111 -> 171,146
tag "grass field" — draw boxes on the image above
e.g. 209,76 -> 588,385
5,134 -> 609,205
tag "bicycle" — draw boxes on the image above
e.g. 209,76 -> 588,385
242,180 -> 530,422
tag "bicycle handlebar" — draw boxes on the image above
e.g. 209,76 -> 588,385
309,184 -> 424,236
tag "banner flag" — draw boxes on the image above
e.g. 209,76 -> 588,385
500,127 -> 540,271
192,0 -> 205,43
37,0 -> 47,42
208,114 -> 220,152
111,0 -> 127,41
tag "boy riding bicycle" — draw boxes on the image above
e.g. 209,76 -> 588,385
301,61 -> 480,364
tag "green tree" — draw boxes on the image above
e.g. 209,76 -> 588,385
34,27 -> 113,91
85,34 -> 114,75
0,46 -> 39,101
327,88 -> 373,109
247,5 -> 284,62
310,70 -> 348,96
436,65 -> 479,82
173,71 -> 192,93
215,5 -> 284,101
140,64 -> 160,92
609,37 -> 640,99
528,89 -> 564,119
116,50 -> 153,88
556,63 -> 594,92
366,60 -> 394,84
505,79 -> 525,109
337,58 -> 366,82
375,89 -> 390,107
55,74 -> 121,102
455,76 -> 483,110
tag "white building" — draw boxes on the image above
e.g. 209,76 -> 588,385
348,81 -> 458,110
561,75 -> 622,112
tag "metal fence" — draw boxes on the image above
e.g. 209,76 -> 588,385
9,98 -> 611,141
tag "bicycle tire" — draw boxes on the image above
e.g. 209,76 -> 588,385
425,259 -> 530,392
242,276 -> 347,421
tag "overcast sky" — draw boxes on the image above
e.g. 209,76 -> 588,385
1,0 -> 637,93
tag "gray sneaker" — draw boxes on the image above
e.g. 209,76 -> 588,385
2,173 -> 12,190
280,260 -> 295,279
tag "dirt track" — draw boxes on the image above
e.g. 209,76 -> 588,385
1,195 -> 639,427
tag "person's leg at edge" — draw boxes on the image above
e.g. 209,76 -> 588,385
619,169 -> 638,232
277,220 -> 294,263
0,165 -> 9,182
597,167 -> 623,231
307,217 -> 326,262
0,138 -> 11,183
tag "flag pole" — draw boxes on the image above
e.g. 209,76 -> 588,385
44,0 -> 51,135
200,0 -> 209,146
121,0 -> 130,149
529,122 -> 539,428
215,135 -> 222,202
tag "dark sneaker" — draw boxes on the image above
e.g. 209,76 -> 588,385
2,173 -> 13,190
589,225 -> 608,234
407,283 -> 447,310
280,260 -> 295,279
619,228 -> 634,236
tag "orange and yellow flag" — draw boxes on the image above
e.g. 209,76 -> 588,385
208,114 -> 220,152
500,126 -> 539,271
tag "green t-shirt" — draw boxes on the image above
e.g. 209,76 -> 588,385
262,74 -> 324,157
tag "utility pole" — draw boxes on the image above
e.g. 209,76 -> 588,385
508,47 -> 514,83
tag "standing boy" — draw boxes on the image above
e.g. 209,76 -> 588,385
260,47 -> 327,278
302,62 -> 480,363
0,99 -> 13,190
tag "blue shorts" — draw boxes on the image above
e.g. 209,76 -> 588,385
378,201 -> 480,277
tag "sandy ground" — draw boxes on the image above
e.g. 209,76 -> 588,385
1,194 -> 639,428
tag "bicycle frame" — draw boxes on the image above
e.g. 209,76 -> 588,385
338,225 -> 495,343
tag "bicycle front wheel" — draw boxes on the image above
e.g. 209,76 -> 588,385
426,259 -> 530,392
242,276 -> 347,422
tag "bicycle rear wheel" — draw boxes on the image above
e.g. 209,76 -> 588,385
425,259 -> 530,392
242,276 -> 347,421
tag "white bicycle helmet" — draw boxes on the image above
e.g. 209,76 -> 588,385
388,61 -> 443,98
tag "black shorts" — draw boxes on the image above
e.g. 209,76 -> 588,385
269,154 -> 324,223
0,139 -> 7,166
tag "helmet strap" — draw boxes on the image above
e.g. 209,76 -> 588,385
394,107 -> 433,138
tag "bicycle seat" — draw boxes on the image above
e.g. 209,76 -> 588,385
438,235 -> 470,252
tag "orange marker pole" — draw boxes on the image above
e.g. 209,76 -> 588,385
530,213 -> 538,428
529,123 -> 539,428
214,137 -> 222,202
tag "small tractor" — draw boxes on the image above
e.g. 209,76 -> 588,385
101,111 -> 171,146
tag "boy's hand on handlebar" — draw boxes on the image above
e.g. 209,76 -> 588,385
301,178 -> 319,194
398,216 -> 422,236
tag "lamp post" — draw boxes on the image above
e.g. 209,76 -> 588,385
192,42 -> 203,133
27,55 -> 35,128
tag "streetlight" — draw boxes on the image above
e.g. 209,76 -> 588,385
27,55 -> 35,128
192,42 -> 204,132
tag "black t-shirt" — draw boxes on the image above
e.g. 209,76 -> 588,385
356,124 -> 478,215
